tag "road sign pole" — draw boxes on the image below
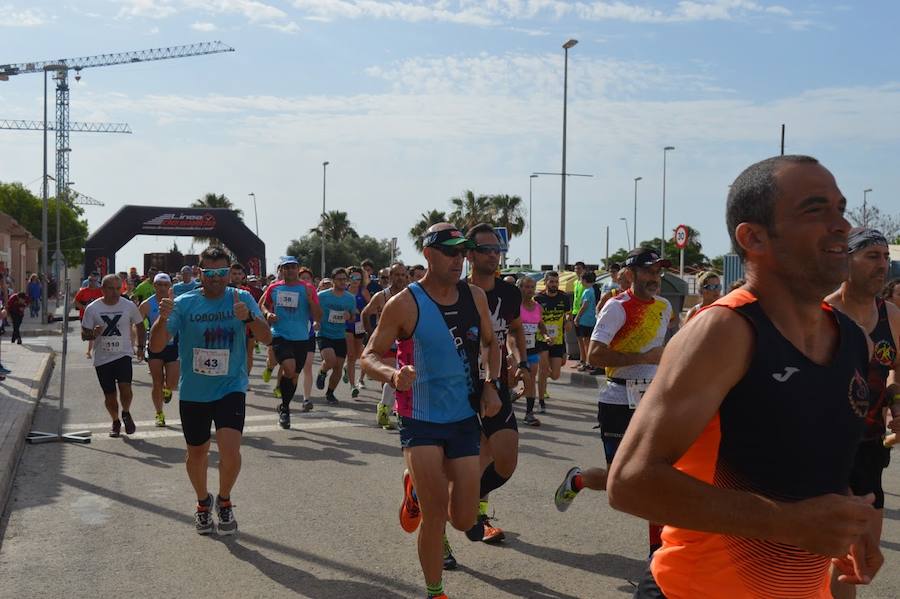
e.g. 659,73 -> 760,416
680,248 -> 685,278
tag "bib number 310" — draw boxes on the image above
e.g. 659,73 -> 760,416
626,380 -> 650,409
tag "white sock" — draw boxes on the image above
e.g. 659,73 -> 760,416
380,382 -> 395,410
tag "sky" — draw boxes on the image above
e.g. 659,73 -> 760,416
1,0 -> 899,273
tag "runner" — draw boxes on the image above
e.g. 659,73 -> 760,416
535,271 -> 572,408
409,264 -> 426,282
361,258 -> 383,296
5,289 -> 29,345
260,256 -> 321,427
518,276 -> 547,419
315,268 -> 357,404
361,262 -> 409,428
74,276 -> 104,358
173,265 -> 200,297
150,246 -> 271,536
574,271 -> 600,373
685,270 -> 722,323
570,261 -> 587,369
360,223 -> 501,599
595,266 -> 632,316
261,264 -> 284,395
81,274 -> 145,437
553,247 -> 672,559
229,262 -> 258,377
131,266 -> 158,305
825,228 -> 900,599
139,273 -> 180,427
606,155 -> 881,597
297,267 -> 320,409
883,278 -> 900,309
343,266 -> 371,398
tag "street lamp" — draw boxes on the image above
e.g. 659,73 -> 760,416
633,176 -> 642,250
661,146 -> 675,259
248,192 -> 259,236
620,217 -> 631,249
321,161 -> 329,277
863,188 -> 873,229
529,174 -> 538,267
559,38 -> 578,271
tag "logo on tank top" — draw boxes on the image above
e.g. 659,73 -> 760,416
847,369 -> 870,417
771,366 -> 799,383
874,340 -> 896,366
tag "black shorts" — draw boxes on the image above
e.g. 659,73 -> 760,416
179,392 -> 246,446
480,385 -> 518,438
633,569 -> 667,598
399,416 -> 481,459
95,356 -> 133,394
849,438 -> 891,509
537,342 -> 566,359
317,336 -> 348,359
148,344 -> 179,364
598,402 -> 635,465
271,336 -> 311,368
576,325 -> 593,338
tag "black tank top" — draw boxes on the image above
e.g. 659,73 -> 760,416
716,292 -> 870,501
426,281 -> 482,408
864,298 -> 898,440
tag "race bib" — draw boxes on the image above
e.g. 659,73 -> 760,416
626,380 -> 650,409
192,348 -> 230,376
354,320 -> 365,335
276,291 -> 299,308
546,324 -> 559,341
328,309 -> 345,324
98,337 -> 123,353
523,323 -> 538,349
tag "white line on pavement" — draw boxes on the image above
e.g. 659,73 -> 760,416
83,419 -> 364,441
63,408 -> 361,431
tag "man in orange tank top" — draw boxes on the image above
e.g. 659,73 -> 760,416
607,155 -> 880,599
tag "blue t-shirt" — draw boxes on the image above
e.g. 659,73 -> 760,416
173,280 -> 200,297
165,288 -> 261,403
577,286 -> 598,328
317,289 -> 356,340
345,289 -> 369,335
264,281 -> 313,341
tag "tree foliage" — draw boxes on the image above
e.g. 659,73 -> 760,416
0,181 -> 89,267
191,192 -> 242,247
409,209 -> 448,251
846,204 -> 900,240
286,233 -> 396,278
310,210 -> 358,241
604,226 -> 710,270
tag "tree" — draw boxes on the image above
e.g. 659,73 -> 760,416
287,233 -> 395,278
448,190 -> 493,233
310,210 -> 358,241
409,209 -> 448,251
846,204 -> 900,240
489,194 -> 526,238
191,192 -> 242,246
0,182 -> 89,267
604,226 -> 710,270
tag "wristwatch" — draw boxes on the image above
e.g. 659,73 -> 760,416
517,360 -> 530,371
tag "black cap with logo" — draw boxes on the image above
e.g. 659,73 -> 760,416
623,248 -> 672,269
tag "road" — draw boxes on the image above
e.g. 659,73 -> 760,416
1,335 -> 899,598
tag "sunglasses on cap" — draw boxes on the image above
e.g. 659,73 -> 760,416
434,245 -> 467,258
474,244 -> 501,255
201,267 -> 231,278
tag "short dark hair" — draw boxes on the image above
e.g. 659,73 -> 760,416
411,264 -> 425,272
466,222 -> 499,243
348,266 -> 363,275
575,261 -> 586,268
199,246 -> 230,268
361,259 -> 374,269
230,262 -> 245,272
882,279 -> 900,301
726,155 -> 819,259
331,267 -> 348,278
581,271 -> 596,283
545,271 -> 559,278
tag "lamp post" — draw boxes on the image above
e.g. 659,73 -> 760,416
661,146 -> 675,259
633,176 -> 641,249
529,174 -> 538,267
248,192 -> 259,236
321,161 -> 329,277
863,188 -> 873,229
559,38 -> 578,271
620,217 -> 631,249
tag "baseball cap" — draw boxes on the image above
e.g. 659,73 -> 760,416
180,265 -> 192,274
153,273 -> 172,284
623,248 -> 672,269
422,228 -> 475,249
278,256 -> 300,267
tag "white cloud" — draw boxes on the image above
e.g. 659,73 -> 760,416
265,20 -> 301,33
191,21 -> 218,30
117,0 -> 178,19
0,5 -> 48,26
117,0 -> 288,23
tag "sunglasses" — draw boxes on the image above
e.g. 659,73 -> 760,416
350,275 -> 362,281
702,284 -> 722,291
474,245 -> 501,255
201,267 -> 231,278
433,245 -> 467,258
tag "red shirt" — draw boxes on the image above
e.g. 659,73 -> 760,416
74,287 -> 103,319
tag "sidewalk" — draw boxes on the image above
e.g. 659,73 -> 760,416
11,303 -> 77,338
0,342 -> 55,518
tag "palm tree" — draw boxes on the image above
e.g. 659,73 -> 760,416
310,210 -> 358,241
488,194 -> 526,239
448,190 -> 493,234
409,209 -> 448,251
191,192 -> 243,246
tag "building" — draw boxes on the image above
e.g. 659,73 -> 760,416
0,212 -> 40,290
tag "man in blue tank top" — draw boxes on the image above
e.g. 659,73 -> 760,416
362,223 -> 501,599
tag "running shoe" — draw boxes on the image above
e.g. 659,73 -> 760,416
376,403 -> 390,428
278,404 -> 291,429
342,367 -> 349,384
273,386 -> 282,399
162,387 -> 173,403
554,466 -> 582,512
0,363 -> 10,375
539,399 -> 546,414
351,385 -> 360,399
523,412 -> 541,427
215,495 -> 237,536
109,419 -> 122,438
195,494 -> 215,535
254,342 -> 260,354
326,391 -> 338,405
399,469 -> 421,533
543,390 -> 550,400
301,399 -> 314,412
316,370 -> 327,390
443,534 -> 457,570
155,412 -> 166,428
358,378 -> 367,390
122,411 -> 136,435
262,367 -> 272,383
464,518 -> 485,542
481,514 -> 505,544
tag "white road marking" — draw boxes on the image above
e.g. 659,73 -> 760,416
84,419 -> 363,441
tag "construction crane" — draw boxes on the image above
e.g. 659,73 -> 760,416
0,41 -> 234,208
68,188 -> 105,207
0,120 -> 132,134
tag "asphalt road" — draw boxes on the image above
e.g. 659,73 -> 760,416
2,335 -> 900,598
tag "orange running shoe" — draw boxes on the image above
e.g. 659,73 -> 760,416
481,514 -> 505,544
399,469 -> 422,533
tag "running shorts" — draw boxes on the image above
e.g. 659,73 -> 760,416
147,344 -> 179,364
849,438 -> 891,509
271,336 -> 310,368
576,325 -> 593,338
317,336 -> 348,358
95,356 -> 133,394
179,392 -> 246,446
399,416 -> 480,459
598,402 -> 635,465
480,384 -> 518,438
536,341 -> 566,359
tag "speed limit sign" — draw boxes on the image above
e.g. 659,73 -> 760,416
674,225 -> 689,249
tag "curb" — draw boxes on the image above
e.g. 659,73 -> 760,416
0,351 -> 56,520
